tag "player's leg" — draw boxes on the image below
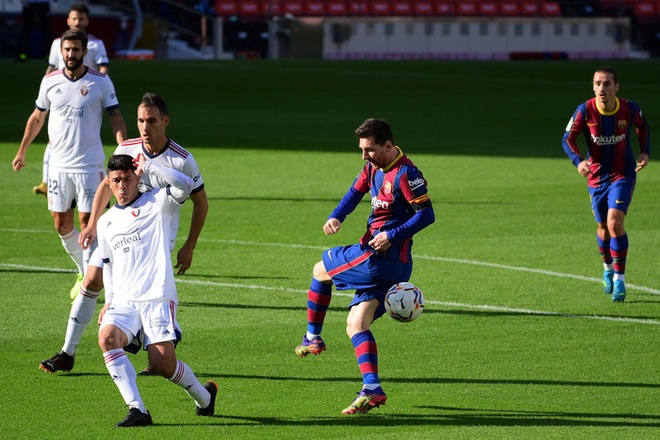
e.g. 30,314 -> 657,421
75,172 -> 102,278
591,187 -> 615,294
33,143 -> 49,196
99,306 -> 152,427
606,181 -> 633,302
39,263 -> 103,373
341,298 -> 387,415
608,208 -> 628,302
143,301 -> 216,416
295,260 -> 332,357
49,171 -> 85,292
147,342 -> 217,416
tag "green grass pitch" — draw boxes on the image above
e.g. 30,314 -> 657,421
0,59 -> 659,439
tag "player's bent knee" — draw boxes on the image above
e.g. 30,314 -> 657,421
313,260 -> 331,282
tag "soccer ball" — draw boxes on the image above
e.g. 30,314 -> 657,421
384,282 -> 425,322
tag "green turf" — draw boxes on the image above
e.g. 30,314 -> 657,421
1,59 -> 659,439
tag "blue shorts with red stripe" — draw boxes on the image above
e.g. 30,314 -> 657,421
589,179 -> 635,223
322,243 -> 413,319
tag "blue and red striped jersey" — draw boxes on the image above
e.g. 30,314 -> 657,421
562,97 -> 650,188
330,148 -> 433,263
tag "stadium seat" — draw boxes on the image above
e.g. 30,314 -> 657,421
282,0 -> 305,15
215,0 -> 238,15
305,0 -> 326,15
392,0 -> 414,15
456,1 -> 478,15
348,0 -> 370,14
499,1 -> 520,15
434,1 -> 454,15
238,0 -> 261,15
520,1 -> 540,15
478,1 -> 499,15
369,0 -> 393,15
634,1 -> 657,20
413,0 -> 434,15
540,1 -> 562,15
326,0 -> 348,15
261,0 -> 283,15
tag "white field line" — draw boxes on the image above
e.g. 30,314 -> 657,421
2,234 -> 659,325
2,263 -> 659,326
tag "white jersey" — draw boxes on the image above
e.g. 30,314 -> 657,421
97,188 -> 183,303
113,137 -> 205,250
48,34 -> 109,70
36,68 -> 120,173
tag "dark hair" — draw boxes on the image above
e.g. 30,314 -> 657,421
107,154 -> 136,172
140,92 -> 169,117
595,66 -> 619,83
60,29 -> 88,51
355,118 -> 394,145
69,2 -> 90,16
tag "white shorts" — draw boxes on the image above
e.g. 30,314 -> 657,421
47,168 -> 104,213
99,299 -> 181,351
88,247 -> 103,269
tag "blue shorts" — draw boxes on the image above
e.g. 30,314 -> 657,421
322,244 -> 413,320
589,179 -> 635,223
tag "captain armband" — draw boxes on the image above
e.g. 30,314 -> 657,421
410,195 -> 432,212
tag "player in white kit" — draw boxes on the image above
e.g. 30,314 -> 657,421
39,93 -> 208,376
12,29 -> 127,298
34,3 -> 111,198
97,153 -> 216,427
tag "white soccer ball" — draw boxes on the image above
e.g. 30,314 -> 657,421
384,282 -> 425,322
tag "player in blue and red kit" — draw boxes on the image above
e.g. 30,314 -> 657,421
295,118 -> 435,414
562,66 -> 650,302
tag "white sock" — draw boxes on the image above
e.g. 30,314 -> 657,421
306,331 -> 319,341
604,263 -> 614,271
169,360 -> 210,408
103,348 -> 147,413
614,273 -> 625,282
60,229 -> 84,274
62,286 -> 100,355
362,383 -> 380,391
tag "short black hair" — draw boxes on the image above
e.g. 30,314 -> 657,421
355,118 -> 394,145
140,92 -> 169,117
107,154 -> 136,172
69,2 -> 90,16
595,66 -> 619,83
60,29 -> 88,51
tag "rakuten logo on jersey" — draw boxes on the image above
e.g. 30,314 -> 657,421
409,177 -> 425,190
372,196 -> 390,210
112,232 -> 142,251
590,133 -> 626,145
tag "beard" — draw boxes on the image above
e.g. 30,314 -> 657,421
65,56 -> 84,72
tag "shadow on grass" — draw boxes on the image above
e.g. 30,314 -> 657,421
154,409 -> 660,428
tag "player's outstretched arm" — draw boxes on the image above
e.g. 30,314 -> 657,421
142,161 -> 193,202
13,109 -> 47,171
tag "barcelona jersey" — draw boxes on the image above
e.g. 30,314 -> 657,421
330,148 -> 432,263
562,97 -> 650,188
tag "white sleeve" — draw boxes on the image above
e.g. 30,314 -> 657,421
47,39 -> 61,68
142,161 -> 193,202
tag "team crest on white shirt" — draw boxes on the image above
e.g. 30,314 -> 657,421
131,209 -> 140,218
80,85 -> 89,96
